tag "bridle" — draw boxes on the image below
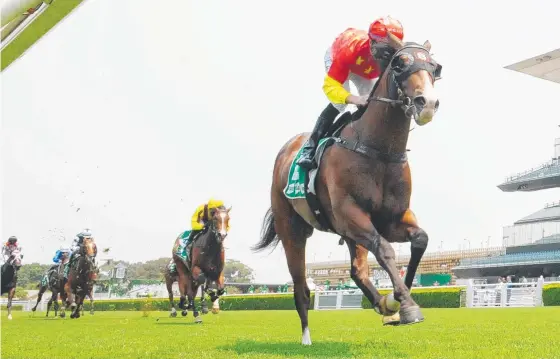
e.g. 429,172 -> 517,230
368,43 -> 442,121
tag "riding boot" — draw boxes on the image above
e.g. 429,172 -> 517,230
296,103 -> 339,170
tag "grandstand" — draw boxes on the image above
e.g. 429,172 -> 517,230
453,50 -> 560,281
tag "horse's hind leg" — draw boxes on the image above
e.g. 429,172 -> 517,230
46,292 -> 54,317
275,199 -> 313,345
6,287 -> 15,320
166,276 -> 177,317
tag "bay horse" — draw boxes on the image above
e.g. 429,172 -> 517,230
1,249 -> 23,320
253,34 -> 442,345
61,237 -> 98,319
164,261 -> 211,317
172,206 -> 231,323
31,261 -> 68,317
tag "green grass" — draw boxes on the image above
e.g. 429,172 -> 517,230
1,0 -> 83,71
2,308 -> 559,359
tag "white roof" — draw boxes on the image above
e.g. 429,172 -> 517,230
504,48 -> 560,84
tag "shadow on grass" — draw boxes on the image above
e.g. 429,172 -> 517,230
155,321 -> 204,326
218,339 -> 407,358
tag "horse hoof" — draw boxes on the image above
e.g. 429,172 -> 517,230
7,314 -> 12,320
301,327 -> 312,346
194,316 -> 202,323
60,312 -> 66,318
211,308 -> 219,314
31,308 -> 36,312
399,306 -> 424,325
181,310 -> 188,317
382,312 -> 401,326
170,311 -> 177,318
201,307 -> 209,315
90,310 -> 94,315
70,313 -> 76,319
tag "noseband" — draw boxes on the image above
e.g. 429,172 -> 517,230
368,44 -> 442,119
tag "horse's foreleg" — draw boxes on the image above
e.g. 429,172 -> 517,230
200,282 -> 208,314
380,209 -> 428,290
87,289 -> 94,315
32,285 -> 47,312
6,287 -> 15,320
60,281 -> 72,318
187,281 -> 201,323
53,290 -> 60,317
338,202 -> 421,324
46,292 -> 55,317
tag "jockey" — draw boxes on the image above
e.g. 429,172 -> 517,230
53,247 -> 71,264
296,16 -> 405,170
68,230 -> 94,268
187,198 -> 229,245
2,236 -> 22,261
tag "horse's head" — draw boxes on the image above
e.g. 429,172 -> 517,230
379,34 -> 442,126
208,206 -> 232,244
81,237 -> 97,259
8,250 -> 22,270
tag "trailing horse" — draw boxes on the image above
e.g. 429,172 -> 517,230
164,260 -> 213,317
1,249 -> 22,320
253,34 -> 442,345
172,206 -> 231,323
61,237 -> 98,319
31,263 -> 68,317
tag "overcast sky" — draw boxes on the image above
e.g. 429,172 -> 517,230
2,0 -> 560,282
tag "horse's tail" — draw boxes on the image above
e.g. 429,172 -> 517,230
252,207 -> 280,252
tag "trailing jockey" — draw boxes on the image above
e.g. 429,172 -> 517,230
52,247 -> 71,276
176,198 -> 229,262
296,16 -> 405,170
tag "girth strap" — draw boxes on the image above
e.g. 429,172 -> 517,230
334,138 -> 408,163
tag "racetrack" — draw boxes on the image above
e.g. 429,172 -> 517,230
2,308 -> 559,359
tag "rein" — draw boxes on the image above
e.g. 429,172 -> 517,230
336,43 -> 441,163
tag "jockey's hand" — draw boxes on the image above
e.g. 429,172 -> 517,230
346,95 -> 369,107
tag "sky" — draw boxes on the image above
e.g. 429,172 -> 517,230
2,0 -> 560,283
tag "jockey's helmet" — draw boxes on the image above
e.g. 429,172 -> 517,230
368,16 -> 404,42
7,236 -> 17,244
207,198 -> 225,209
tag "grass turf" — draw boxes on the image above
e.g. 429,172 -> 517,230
1,0 -> 83,71
2,308 -> 559,359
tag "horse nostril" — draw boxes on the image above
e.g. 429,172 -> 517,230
413,96 -> 426,108
435,100 -> 440,111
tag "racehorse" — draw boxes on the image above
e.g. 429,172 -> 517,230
164,262 -> 211,317
1,249 -> 23,320
253,34 -> 442,345
61,237 -> 98,319
172,206 -> 231,323
31,264 -> 68,317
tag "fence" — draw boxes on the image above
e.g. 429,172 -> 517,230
313,289 -> 364,310
465,277 -> 545,308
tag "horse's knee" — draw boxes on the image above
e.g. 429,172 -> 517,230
410,228 -> 429,250
195,273 -> 206,286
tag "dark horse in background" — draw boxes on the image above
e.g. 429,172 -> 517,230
164,262 -> 217,317
31,260 -> 69,317
172,206 -> 231,323
1,249 -> 23,320
253,33 -> 442,345
61,237 -> 98,319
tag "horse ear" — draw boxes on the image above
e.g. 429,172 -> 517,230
387,32 -> 404,51
423,40 -> 432,52
227,206 -> 232,213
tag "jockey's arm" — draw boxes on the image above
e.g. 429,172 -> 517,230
323,59 -> 365,106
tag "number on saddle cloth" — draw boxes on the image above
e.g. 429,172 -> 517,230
283,137 -> 334,200
175,230 -> 192,262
